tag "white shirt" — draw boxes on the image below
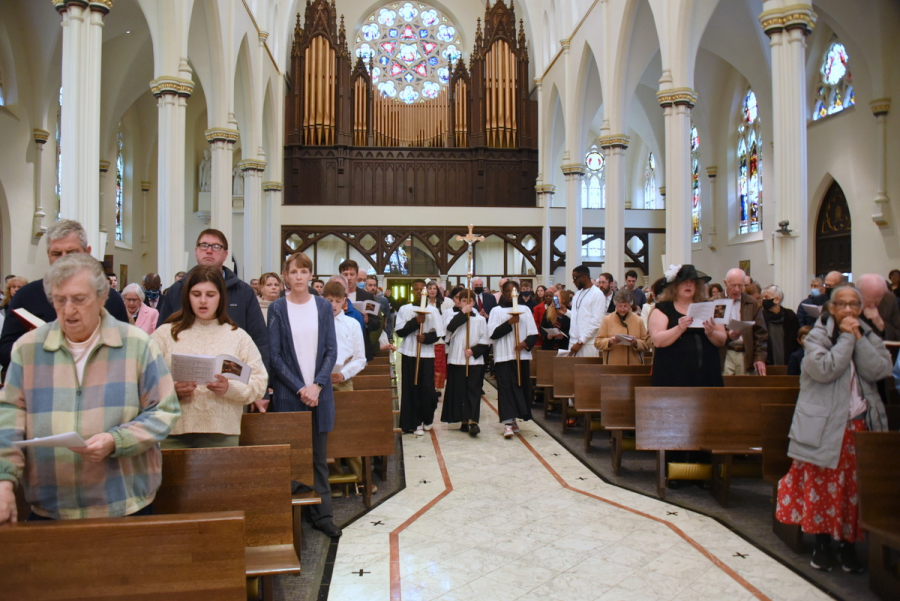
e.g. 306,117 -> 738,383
334,311 -> 366,381
65,323 -> 102,385
488,305 -> 539,363
569,285 -> 603,346
444,309 -> 491,365
396,303 -> 446,358
286,296 -> 319,388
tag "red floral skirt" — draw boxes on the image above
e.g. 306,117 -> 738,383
434,344 -> 447,389
775,418 -> 866,542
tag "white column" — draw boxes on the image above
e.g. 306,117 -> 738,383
870,99 -> 891,226
140,181 -> 150,249
760,3 -> 815,308
561,166 -> 585,276
239,160 -> 266,281
657,88 -> 697,267
151,69 -> 193,286
600,135 -> 629,279
32,129 -> 49,238
206,128 -> 238,243
706,167 -> 718,251
98,160 -> 110,255
262,182 -> 283,271
536,184 -> 556,287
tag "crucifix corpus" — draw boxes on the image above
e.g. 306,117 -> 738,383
455,224 -> 485,376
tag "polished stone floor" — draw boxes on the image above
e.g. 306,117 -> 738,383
327,384 -> 832,601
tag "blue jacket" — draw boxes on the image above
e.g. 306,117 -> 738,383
267,296 -> 337,432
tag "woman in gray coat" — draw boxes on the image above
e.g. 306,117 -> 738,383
776,283 -> 892,574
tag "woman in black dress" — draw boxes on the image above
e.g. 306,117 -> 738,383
649,264 -> 726,387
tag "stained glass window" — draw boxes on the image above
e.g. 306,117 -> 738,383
813,39 -> 854,120
644,152 -> 658,209
691,126 -> 701,243
581,145 -> 605,209
356,2 -> 462,104
738,89 -> 762,235
115,124 -> 124,241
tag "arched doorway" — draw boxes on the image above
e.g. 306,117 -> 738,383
815,180 -> 851,276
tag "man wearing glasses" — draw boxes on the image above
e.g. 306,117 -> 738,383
157,229 -> 269,372
721,267 -> 768,376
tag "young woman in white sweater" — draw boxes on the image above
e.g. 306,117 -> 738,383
151,266 -> 268,448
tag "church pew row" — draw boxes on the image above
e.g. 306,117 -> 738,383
1,511 -> 247,601
572,364 -> 652,452
551,356 -> 604,431
352,374 -> 393,391
635,387 -> 799,503
532,349 -> 557,415
855,432 -> 900,601
359,364 -> 391,377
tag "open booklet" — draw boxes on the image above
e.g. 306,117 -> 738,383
799,303 -> 823,318
352,300 -> 381,317
542,327 -> 568,338
685,299 -> 732,328
171,353 -> 252,385
14,432 -> 87,448
614,334 -> 636,345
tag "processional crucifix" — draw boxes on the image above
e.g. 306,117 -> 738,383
455,224 -> 485,376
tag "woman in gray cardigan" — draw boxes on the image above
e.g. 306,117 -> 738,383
776,283 -> 892,574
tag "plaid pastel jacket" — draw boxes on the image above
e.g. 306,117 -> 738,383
0,310 -> 180,519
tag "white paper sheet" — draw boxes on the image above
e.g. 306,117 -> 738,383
14,432 -> 87,448
800,303 -> 822,318
352,300 -> 381,316
615,334 -> 636,345
171,353 -> 252,385
542,327 -> 568,338
685,299 -> 731,328
727,320 -> 755,334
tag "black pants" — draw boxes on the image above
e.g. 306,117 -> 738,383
309,407 -> 334,526
399,354 -> 438,431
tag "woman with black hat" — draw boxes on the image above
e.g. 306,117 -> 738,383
648,264 -> 727,387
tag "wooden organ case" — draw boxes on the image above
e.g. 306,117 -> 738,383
284,0 -> 538,207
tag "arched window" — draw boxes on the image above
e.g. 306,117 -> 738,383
644,152 -> 657,209
582,145 -> 605,209
738,89 -> 762,235
115,123 -> 124,241
813,39 -> 854,120
691,125 -> 701,243
356,2 -> 462,104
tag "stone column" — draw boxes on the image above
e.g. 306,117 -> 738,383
870,99 -> 891,226
599,135 -> 630,279
150,69 -> 193,286
55,0 -> 111,257
657,88 -> 697,267
561,164 -> 585,276
760,3 -> 815,307
239,160 -> 266,281
536,183 -> 556,287
98,160 -> 110,254
262,182 -> 283,271
706,167 -> 718,251
32,129 -> 49,238
205,128 -> 238,243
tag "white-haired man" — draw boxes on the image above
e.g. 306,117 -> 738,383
720,268 -> 768,375
857,273 -> 900,341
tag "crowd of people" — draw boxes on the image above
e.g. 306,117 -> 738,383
0,218 -> 898,568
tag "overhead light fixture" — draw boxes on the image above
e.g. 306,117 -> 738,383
126,30 -> 131,34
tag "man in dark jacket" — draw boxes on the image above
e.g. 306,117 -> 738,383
157,229 -> 269,370
339,259 -> 376,361
0,219 -> 129,370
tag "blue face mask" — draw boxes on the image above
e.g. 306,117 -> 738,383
356,281 -> 366,290
144,289 -> 161,301
810,288 -> 820,297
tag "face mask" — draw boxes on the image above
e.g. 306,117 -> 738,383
473,286 -> 484,294
809,288 -> 820,297
762,298 -> 776,311
356,281 -> 365,290
144,289 -> 161,301
825,287 -> 834,300
520,291 -> 532,299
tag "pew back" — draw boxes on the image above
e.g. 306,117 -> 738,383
240,412 -> 314,486
534,349 -> 557,388
724,375 -> 799,388
573,364 -> 652,412
359,364 -> 391,376
331,389 -> 395,458
854,432 -> 900,541
766,365 -> 789,376
599,374 -> 654,429
552,356 -> 604,398
760,404 -> 797,484
352,374 -> 393,390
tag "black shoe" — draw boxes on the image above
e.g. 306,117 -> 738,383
839,542 -> 866,574
312,521 -> 342,538
810,543 -> 837,572
469,423 -> 480,436
460,423 -> 470,432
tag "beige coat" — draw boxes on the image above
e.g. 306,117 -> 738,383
594,311 -> 650,365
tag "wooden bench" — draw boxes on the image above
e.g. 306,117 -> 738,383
724,375 -> 799,387
761,403 -> 803,552
359,364 -> 391,377
766,365 -> 788,375
154,444 -> 299,596
573,364 -> 652,453
1,511 -> 247,600
855,432 -> 900,600
598,374 -> 653,474
532,349 -> 557,415
331,389 -> 396,508
635,387 -> 799,502
551,356 -> 603,431
352,374 -> 393,391
369,356 -> 391,366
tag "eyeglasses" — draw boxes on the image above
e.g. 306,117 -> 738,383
831,301 -> 861,310
197,243 -> 226,252
52,295 -> 92,309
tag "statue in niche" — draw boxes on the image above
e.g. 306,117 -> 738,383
198,149 -> 211,193
232,166 -> 244,197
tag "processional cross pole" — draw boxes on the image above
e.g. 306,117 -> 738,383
455,224 -> 484,376
413,279 -> 431,385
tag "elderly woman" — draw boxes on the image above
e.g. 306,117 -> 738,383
761,284 -> 800,366
0,276 -> 27,334
122,283 -> 159,335
0,253 -> 179,522
595,289 -> 650,364
257,272 -> 283,322
152,266 -> 268,449
776,283 -> 892,573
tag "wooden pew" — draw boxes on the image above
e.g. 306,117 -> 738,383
359,364 -> 391,377
766,365 -> 789,375
154,444 -> 300,595
598,374 -> 653,474
532,349 -> 557,416
572,364 -> 652,453
331,389 -> 395,508
724,375 -> 799,387
369,356 -> 391,366
1,511 -> 247,601
635,387 -> 799,502
352,374 -> 392,391
761,404 -> 803,552
552,356 -> 603,431
855,432 -> 900,601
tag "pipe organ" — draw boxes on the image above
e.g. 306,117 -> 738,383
285,0 -> 538,207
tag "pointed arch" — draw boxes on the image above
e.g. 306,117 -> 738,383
233,34 -> 257,158
188,0 -> 229,125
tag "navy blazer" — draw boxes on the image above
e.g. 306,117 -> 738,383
267,295 -> 338,432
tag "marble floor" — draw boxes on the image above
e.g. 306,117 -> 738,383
328,385 -> 831,601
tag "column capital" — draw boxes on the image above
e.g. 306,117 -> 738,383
205,128 -> 240,143
560,163 -> 585,177
150,76 -> 193,98
262,181 -> 284,191
706,166 -> 718,179
598,134 -> 630,150
140,181 -> 151,192
33,129 -> 50,144
871,98 -> 891,116
657,88 -> 697,108
759,6 -> 816,36
98,160 -> 110,173
535,184 -> 557,194
55,0 -> 113,13
258,31 -> 269,43
238,159 -> 267,172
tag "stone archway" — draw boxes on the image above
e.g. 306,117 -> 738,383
815,180 -> 851,275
